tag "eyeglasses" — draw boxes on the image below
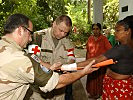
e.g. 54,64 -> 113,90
22,26 -> 34,34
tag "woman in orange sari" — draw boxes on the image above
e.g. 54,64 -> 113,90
86,23 -> 112,98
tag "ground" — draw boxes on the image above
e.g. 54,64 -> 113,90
74,48 -> 101,100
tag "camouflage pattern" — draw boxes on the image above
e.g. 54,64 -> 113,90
0,36 -> 59,100
0,36 -> 34,100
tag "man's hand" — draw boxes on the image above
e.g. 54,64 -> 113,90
50,62 -> 62,70
82,60 -> 99,75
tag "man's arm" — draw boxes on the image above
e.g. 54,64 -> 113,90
36,55 -> 107,93
55,60 -> 98,89
39,60 -> 98,93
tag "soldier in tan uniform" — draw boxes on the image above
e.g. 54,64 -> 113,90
34,15 -> 75,100
34,15 -> 75,64
37,28 -> 74,64
0,13 -> 98,100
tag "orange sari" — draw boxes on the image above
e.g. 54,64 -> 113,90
86,35 -> 112,98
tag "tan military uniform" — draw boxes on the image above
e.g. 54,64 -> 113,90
0,36 -> 59,100
33,28 -> 74,100
34,28 -> 89,100
34,27 -> 74,65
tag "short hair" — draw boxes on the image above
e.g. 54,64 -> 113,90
4,13 -> 30,35
55,15 -> 72,27
92,23 -> 102,30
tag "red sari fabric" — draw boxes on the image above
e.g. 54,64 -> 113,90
86,35 -> 112,59
86,34 -> 112,97
102,75 -> 133,100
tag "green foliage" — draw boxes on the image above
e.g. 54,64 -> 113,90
37,0 -> 67,20
0,0 -> 49,36
103,0 -> 119,29
13,0 -> 49,30
0,0 -> 119,47
66,1 -> 92,48
0,0 -> 69,36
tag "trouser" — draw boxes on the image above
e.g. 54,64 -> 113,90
65,84 -> 73,100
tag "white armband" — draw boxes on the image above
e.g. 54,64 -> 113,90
39,72 -> 59,92
61,63 -> 77,71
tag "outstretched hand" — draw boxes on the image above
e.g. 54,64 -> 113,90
82,60 -> 99,75
50,62 -> 62,70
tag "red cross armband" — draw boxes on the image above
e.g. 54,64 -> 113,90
28,44 -> 41,56
67,48 -> 75,61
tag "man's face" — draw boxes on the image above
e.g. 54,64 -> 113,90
53,21 -> 71,39
20,21 -> 33,48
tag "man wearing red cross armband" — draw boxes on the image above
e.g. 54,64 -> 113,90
33,15 -> 77,100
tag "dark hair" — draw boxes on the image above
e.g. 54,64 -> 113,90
92,23 -> 102,30
55,15 -> 72,27
123,15 -> 133,39
123,15 -> 133,23
4,13 -> 30,35
116,20 -> 129,31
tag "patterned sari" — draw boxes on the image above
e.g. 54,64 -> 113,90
102,75 -> 133,100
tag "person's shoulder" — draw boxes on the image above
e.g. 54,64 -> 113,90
20,53 -> 33,65
118,44 -> 129,49
88,35 -> 94,39
34,27 -> 52,36
61,37 -> 70,44
61,36 -> 71,41
61,37 -> 74,48
100,34 -> 109,40
10,50 -> 32,66
86,35 -> 94,42
101,34 -> 107,38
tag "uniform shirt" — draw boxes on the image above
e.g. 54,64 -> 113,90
38,27 -> 74,64
0,36 -> 59,100
86,34 -> 112,59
